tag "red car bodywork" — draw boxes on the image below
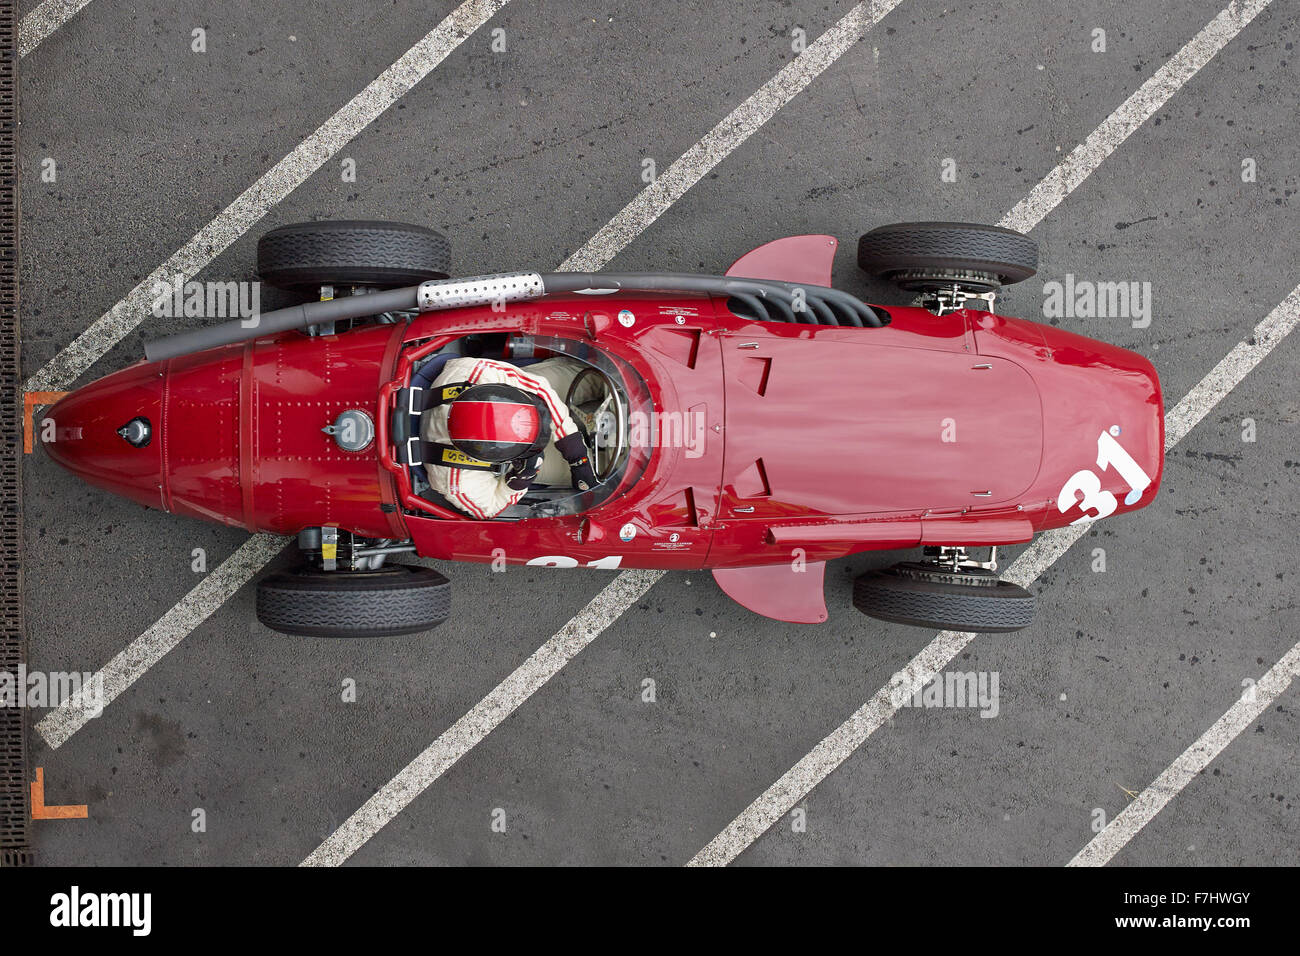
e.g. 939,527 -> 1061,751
43,236 -> 1164,623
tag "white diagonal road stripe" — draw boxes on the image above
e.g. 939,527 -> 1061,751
1001,0 -> 1274,235
301,570 -> 663,866
1070,640 -> 1300,866
561,0 -> 907,272
688,280 -> 1300,866
35,533 -> 287,748
18,0 -> 95,58
25,0 -> 513,392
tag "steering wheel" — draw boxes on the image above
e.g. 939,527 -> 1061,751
565,366 -> 626,482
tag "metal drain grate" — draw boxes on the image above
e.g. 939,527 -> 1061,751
0,0 -> 30,866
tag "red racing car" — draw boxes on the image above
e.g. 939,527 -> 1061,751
41,220 -> 1164,636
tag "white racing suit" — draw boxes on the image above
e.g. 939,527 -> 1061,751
420,357 -> 587,519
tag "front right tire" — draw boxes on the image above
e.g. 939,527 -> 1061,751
256,219 -> 451,291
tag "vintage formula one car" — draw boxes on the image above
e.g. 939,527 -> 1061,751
41,219 -> 1163,637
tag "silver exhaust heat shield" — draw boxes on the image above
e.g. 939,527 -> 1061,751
416,272 -> 545,310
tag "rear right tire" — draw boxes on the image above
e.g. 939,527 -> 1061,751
856,221 -> 1038,291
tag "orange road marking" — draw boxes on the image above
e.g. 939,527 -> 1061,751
30,767 -> 88,819
23,390 -> 69,453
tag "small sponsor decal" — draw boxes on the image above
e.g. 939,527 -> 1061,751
618,309 -> 635,327
619,522 -> 637,542
652,539 -> 693,551
441,446 -> 490,467
509,408 -> 534,439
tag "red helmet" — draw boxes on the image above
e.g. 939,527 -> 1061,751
447,383 -> 550,463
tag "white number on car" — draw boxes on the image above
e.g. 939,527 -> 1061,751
1057,428 -> 1153,525
525,555 -> 624,568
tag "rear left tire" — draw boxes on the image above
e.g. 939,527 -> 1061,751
853,563 -> 1035,633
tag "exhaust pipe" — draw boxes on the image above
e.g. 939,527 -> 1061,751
142,271 -> 884,362
143,273 -> 547,362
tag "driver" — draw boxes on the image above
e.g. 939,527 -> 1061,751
420,356 -> 597,519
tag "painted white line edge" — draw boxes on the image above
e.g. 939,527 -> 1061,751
35,533 -> 287,749
18,0 -> 95,58
1069,641 -> 1300,866
1001,0 -> 1274,235
300,569 -> 663,866
559,0 -> 905,272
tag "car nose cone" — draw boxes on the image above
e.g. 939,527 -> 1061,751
40,362 -> 166,510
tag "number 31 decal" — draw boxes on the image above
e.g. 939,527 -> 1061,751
526,555 -> 623,568
1057,428 -> 1153,525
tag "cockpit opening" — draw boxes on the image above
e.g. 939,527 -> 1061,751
392,332 -> 652,520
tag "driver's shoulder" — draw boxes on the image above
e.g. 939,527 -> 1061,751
436,355 -> 498,381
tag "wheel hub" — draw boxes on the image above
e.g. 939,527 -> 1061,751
893,545 -> 1003,587
887,268 -> 1002,315
892,561 -> 1001,588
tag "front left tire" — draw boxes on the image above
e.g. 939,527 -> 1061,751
256,564 -> 452,638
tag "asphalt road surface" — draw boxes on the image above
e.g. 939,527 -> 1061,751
16,0 -> 1299,865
